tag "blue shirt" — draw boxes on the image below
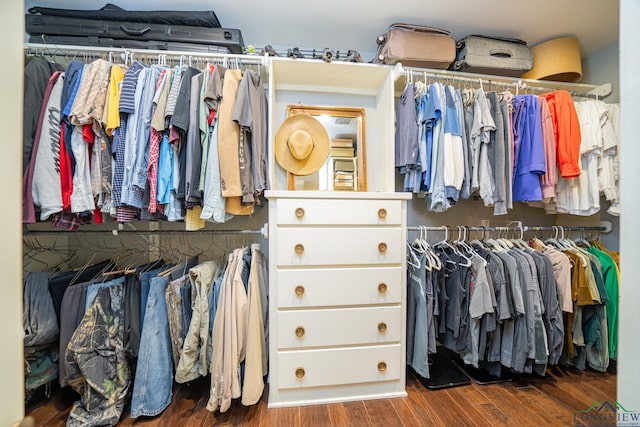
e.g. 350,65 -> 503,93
512,95 -> 545,202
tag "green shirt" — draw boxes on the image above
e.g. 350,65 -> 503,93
587,246 -> 619,359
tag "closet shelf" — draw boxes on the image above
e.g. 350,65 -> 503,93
394,63 -> 612,99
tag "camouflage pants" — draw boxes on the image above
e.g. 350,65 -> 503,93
65,282 -> 129,426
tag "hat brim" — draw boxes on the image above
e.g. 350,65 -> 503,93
275,114 -> 330,176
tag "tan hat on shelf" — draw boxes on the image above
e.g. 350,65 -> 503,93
275,114 -> 330,176
521,36 -> 583,82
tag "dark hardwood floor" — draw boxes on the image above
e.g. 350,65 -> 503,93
26,366 -> 616,426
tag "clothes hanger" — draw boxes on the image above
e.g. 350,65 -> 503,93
423,226 -> 442,271
456,226 -> 486,267
510,226 -> 531,251
416,226 -> 441,271
483,228 -> 507,252
544,226 -> 563,249
435,226 -> 472,267
406,242 -> 422,270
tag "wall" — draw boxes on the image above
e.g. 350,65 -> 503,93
617,0 -> 640,412
0,0 -> 26,425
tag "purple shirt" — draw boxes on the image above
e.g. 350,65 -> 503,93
512,95 -> 545,202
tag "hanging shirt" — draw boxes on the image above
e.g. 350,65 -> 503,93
538,96 -> 557,200
541,90 -> 582,178
171,66 -> 201,201
422,83 -> 441,192
512,95 -> 545,202
148,69 -> 170,214
201,120 -> 233,223
427,83 -> 448,212
455,88 -> 471,200
217,69 -> 243,199
606,103 -> 620,216
31,72 -> 64,221
470,88 -> 496,199
555,100 -> 603,216
23,58 -> 64,173
443,85 -> 464,204
104,66 -> 125,137
500,92 -> 515,210
120,63 -> 150,209
70,125 -> 95,213
69,59 -> 111,133
487,91 -> 507,215
185,72 -> 205,205
394,82 -> 419,168
233,69 -> 269,204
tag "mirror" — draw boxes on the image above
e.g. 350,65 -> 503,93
286,105 -> 367,192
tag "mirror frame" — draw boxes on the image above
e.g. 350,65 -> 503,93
286,104 -> 367,192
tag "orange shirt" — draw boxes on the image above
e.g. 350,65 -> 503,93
542,90 -> 582,178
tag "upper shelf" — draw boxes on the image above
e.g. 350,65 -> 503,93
269,57 -> 393,96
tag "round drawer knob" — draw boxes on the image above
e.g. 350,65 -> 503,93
295,207 -> 305,219
378,322 -> 387,333
295,326 -> 305,338
378,242 -> 388,254
378,208 -> 387,219
295,243 -> 305,255
295,285 -> 305,296
378,361 -> 387,372
378,283 -> 388,294
296,367 -> 305,379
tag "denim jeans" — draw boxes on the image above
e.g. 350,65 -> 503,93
130,275 -> 173,418
139,267 -> 166,333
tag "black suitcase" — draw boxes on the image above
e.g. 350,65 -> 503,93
26,14 -> 244,54
28,3 -> 221,28
29,34 -> 232,54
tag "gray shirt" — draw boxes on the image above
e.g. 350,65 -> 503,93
185,72 -> 204,203
233,69 -> 269,204
394,82 -> 419,167
488,92 -> 507,215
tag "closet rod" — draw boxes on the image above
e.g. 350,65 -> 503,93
407,225 -> 610,233
396,64 -> 612,99
23,228 -> 267,236
24,43 -> 267,65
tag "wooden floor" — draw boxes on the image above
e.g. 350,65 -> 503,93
26,366 -> 616,426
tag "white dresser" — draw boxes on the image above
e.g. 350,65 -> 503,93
265,57 -> 409,407
266,191 -> 410,407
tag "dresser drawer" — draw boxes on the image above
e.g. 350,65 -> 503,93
277,306 -> 401,349
276,266 -> 401,308
277,344 -> 401,389
275,227 -> 402,266
276,198 -> 402,226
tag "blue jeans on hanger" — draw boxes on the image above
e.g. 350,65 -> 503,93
139,267 -> 166,332
130,275 -> 173,418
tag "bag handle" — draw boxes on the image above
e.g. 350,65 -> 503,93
120,25 -> 152,36
462,34 -> 528,45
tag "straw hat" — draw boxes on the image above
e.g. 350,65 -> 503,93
275,114 -> 330,176
521,36 -> 583,82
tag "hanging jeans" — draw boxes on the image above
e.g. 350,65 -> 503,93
65,282 -> 129,427
23,272 -> 58,348
130,275 -> 173,418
